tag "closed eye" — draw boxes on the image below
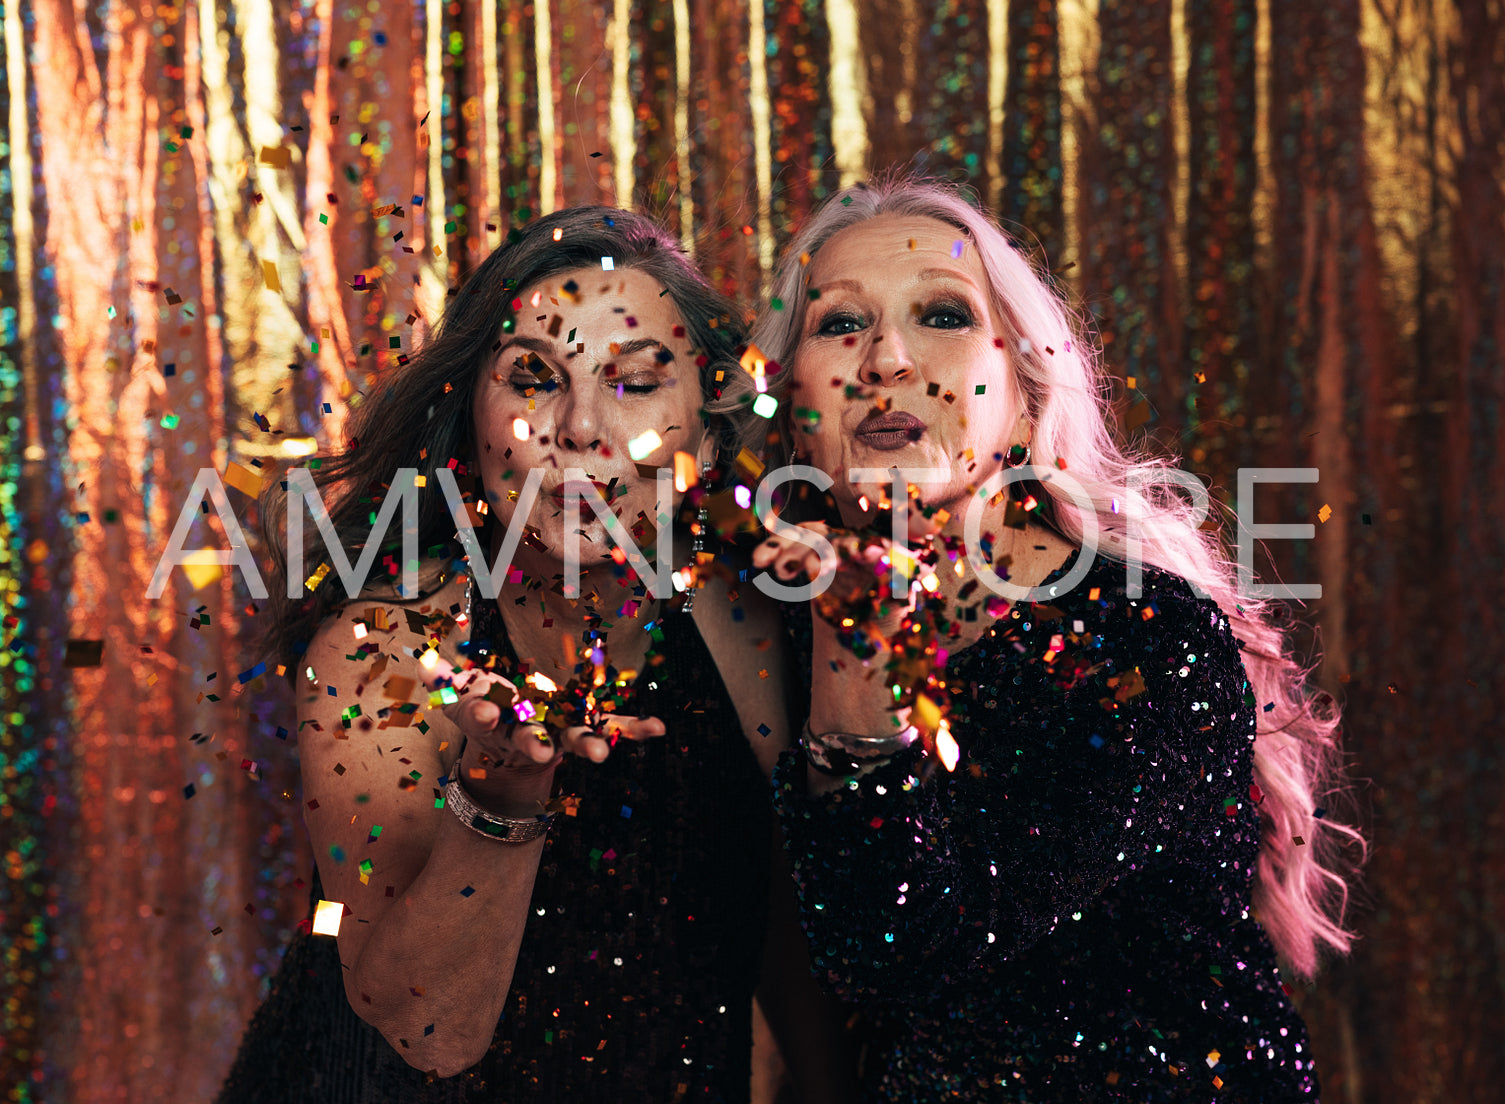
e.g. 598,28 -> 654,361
510,352 -> 563,393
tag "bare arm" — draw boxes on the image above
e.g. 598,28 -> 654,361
299,605 -> 658,1076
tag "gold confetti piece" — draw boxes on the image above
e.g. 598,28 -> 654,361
383,676 -> 416,701
304,562 -> 332,591
628,430 -> 662,461
673,451 -> 698,493
223,460 -> 264,497
258,145 -> 292,168
261,259 -> 281,292
183,551 -> 225,590
312,899 -> 344,937
735,447 -> 765,480
935,723 -> 960,772
1317,503 -> 1333,523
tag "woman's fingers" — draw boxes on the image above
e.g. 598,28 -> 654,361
510,722 -> 560,765
554,712 -> 666,763
418,649 -> 666,768
755,530 -> 841,583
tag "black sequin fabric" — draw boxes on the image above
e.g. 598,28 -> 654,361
218,605 -> 771,1103
775,549 -> 1321,1102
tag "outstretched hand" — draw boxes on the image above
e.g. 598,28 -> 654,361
419,653 -> 666,794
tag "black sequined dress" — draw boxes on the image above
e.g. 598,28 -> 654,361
775,549 -> 1322,1102
219,601 -> 771,1103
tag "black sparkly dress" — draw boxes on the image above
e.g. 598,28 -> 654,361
775,549 -> 1321,1102
218,603 -> 772,1103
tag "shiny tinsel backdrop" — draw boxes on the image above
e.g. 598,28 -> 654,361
1,1 -> 1501,1101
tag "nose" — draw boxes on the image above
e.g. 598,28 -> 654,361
858,322 -> 917,388
554,389 -> 603,453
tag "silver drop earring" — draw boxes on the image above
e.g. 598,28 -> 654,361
682,461 -> 711,613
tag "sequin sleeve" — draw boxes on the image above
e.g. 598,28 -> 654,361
774,573 -> 1257,1007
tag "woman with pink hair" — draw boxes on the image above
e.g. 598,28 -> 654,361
751,175 -> 1362,1102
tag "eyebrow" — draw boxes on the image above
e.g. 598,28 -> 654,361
916,267 -> 982,289
496,335 -> 558,362
609,338 -> 675,363
813,269 -> 983,296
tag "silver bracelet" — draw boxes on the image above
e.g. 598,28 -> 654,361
802,719 -> 920,776
443,777 -> 554,843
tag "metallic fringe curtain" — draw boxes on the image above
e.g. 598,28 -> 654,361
1,1 -> 1501,1100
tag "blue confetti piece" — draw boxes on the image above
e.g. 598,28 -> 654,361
238,661 -> 266,684
757,723 -> 770,737
183,783 -> 196,799
620,805 -> 632,819
460,885 -> 475,897
275,726 -> 289,740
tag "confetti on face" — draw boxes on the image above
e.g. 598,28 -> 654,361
627,430 -> 662,460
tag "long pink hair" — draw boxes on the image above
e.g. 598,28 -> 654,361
752,175 -> 1365,980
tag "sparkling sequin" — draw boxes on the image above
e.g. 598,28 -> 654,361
776,551 -> 1318,1100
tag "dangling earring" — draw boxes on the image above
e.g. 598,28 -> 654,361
682,461 -> 711,613
1004,442 -> 1032,468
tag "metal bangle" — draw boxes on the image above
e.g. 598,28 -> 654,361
802,720 -> 919,776
443,777 -> 553,843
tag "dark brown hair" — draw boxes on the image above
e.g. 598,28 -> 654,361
255,206 -> 754,678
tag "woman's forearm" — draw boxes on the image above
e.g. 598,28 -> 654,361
344,785 -> 552,1076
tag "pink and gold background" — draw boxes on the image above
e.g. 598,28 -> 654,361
1,1 -> 1502,1101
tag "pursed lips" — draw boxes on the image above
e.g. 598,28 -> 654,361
853,410 -> 926,449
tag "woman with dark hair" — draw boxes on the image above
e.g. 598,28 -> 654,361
218,207 -> 852,1102
751,177 -> 1364,1101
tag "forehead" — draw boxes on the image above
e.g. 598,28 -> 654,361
808,214 -> 987,288
513,265 -> 685,334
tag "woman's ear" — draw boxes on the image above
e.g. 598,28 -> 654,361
694,430 -> 717,474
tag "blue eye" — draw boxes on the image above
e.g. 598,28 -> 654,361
816,312 -> 865,337
923,303 -> 972,329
